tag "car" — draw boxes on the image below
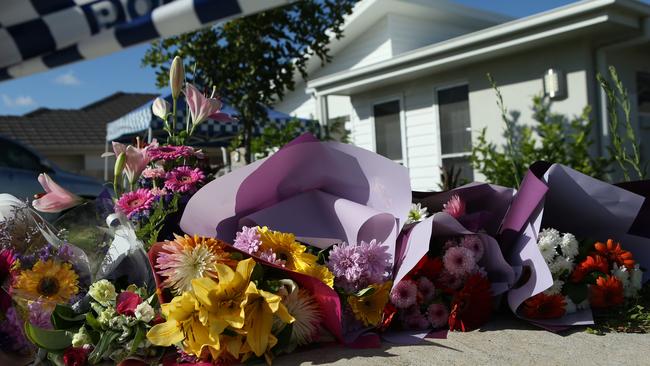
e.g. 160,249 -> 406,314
0,135 -> 105,202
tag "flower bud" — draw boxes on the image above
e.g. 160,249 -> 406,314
169,56 -> 184,99
114,152 -> 126,178
152,97 -> 170,120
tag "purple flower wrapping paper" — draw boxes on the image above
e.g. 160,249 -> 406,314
501,162 -> 650,328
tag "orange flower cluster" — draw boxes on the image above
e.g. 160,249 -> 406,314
593,239 -> 635,269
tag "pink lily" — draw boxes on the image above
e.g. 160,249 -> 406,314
102,140 -> 152,184
32,173 -> 83,213
184,83 -> 224,126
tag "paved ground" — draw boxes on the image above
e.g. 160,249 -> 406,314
274,314 -> 650,366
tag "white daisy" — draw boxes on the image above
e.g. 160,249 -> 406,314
406,203 -> 429,225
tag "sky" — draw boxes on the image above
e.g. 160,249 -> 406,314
0,0 -> 605,115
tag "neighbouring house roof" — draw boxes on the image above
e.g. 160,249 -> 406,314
307,0 -> 650,95
0,92 -> 157,150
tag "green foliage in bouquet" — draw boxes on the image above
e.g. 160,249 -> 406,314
135,194 -> 179,248
142,0 -> 356,162
472,74 -> 609,188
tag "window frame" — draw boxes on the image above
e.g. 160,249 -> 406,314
0,139 -> 45,173
370,94 -> 408,166
433,82 -> 473,180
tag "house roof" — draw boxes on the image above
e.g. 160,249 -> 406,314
307,0 -> 650,95
0,92 -> 157,149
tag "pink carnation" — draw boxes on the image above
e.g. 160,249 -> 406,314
149,187 -> 169,197
443,246 -> 477,277
142,166 -> 166,179
390,280 -> 417,309
147,145 -> 194,161
460,235 -> 484,261
164,166 -> 205,193
443,194 -> 465,219
116,189 -> 155,218
426,303 -> 449,328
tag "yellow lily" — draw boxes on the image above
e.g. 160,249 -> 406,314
243,281 -> 294,357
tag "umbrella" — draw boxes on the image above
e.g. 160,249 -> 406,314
0,0 -> 292,81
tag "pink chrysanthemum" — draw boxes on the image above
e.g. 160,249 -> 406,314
443,239 -> 458,251
357,239 -> 392,284
147,145 -> 194,161
327,242 -> 362,292
443,194 -> 466,219
258,249 -> 286,267
233,226 -> 262,254
438,270 -> 464,290
417,277 -> 436,303
142,166 -> 166,179
164,166 -> 205,193
404,311 -> 430,330
443,246 -> 477,277
390,280 -> 418,309
426,303 -> 449,328
115,189 -> 155,218
460,235 -> 484,262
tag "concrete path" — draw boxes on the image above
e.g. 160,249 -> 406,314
275,314 -> 650,366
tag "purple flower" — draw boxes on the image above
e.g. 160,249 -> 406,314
390,280 -> 417,309
438,270 -> 464,290
357,239 -> 391,284
258,249 -> 286,267
404,311 -> 430,330
426,303 -> 449,328
0,306 -> 30,353
146,145 -> 194,161
28,301 -> 53,329
233,226 -> 262,254
443,246 -> 477,277
417,277 -> 436,303
460,235 -> 484,262
327,242 -> 362,292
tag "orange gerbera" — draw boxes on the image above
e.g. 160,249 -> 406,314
590,275 -> 624,308
593,239 -> 635,269
521,293 -> 566,319
570,255 -> 609,283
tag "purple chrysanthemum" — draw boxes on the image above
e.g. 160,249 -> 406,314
147,145 -> 194,161
233,226 -> 262,254
327,242 -> 362,292
460,235 -> 484,262
28,301 -> 53,329
417,277 -> 436,303
443,246 -> 477,277
390,280 -> 418,309
438,270 -> 464,290
356,239 -> 392,284
116,189 -> 155,219
164,166 -> 205,193
0,306 -> 30,353
258,250 -> 286,267
426,303 -> 449,328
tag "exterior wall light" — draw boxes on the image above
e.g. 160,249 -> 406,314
543,68 -> 567,100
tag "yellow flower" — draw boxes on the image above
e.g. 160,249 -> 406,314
258,227 -> 316,271
300,262 -> 334,288
13,259 -> 78,305
348,282 -> 392,327
147,291 -> 218,357
243,281 -> 294,358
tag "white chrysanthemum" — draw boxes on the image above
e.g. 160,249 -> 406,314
281,289 -> 322,347
134,302 -> 155,323
560,233 -> 579,259
629,264 -> 643,297
538,228 -> 561,263
612,263 -> 630,286
548,256 -> 574,276
543,279 -> 564,295
564,296 -> 577,314
406,203 -> 429,225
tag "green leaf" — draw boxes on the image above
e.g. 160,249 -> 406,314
355,286 -> 376,297
130,325 -> 146,355
51,305 -> 86,330
250,263 -> 264,283
88,331 -> 120,364
24,322 -> 73,352
564,282 -> 589,304
273,323 -> 294,355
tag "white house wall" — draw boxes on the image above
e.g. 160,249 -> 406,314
350,40 -> 594,190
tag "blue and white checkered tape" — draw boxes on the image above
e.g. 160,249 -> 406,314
0,0 -> 292,81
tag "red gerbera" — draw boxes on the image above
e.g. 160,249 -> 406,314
448,274 -> 492,331
590,275 -> 624,309
570,255 -> 609,283
593,239 -> 635,269
521,293 -> 566,319
412,255 -> 443,280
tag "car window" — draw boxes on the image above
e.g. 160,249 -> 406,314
0,140 -> 44,171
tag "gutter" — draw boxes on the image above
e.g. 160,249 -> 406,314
595,16 -> 650,156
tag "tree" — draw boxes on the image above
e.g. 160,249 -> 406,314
142,0 -> 357,162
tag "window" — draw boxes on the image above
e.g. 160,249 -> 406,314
437,85 -> 473,182
0,140 -> 43,172
373,100 -> 403,162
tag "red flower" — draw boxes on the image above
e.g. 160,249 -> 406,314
412,256 -> 443,280
116,291 -> 143,316
0,249 -> 17,312
570,255 -> 609,283
63,347 -> 90,366
521,293 -> 566,319
448,274 -> 492,331
593,239 -> 635,269
590,275 -> 624,309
